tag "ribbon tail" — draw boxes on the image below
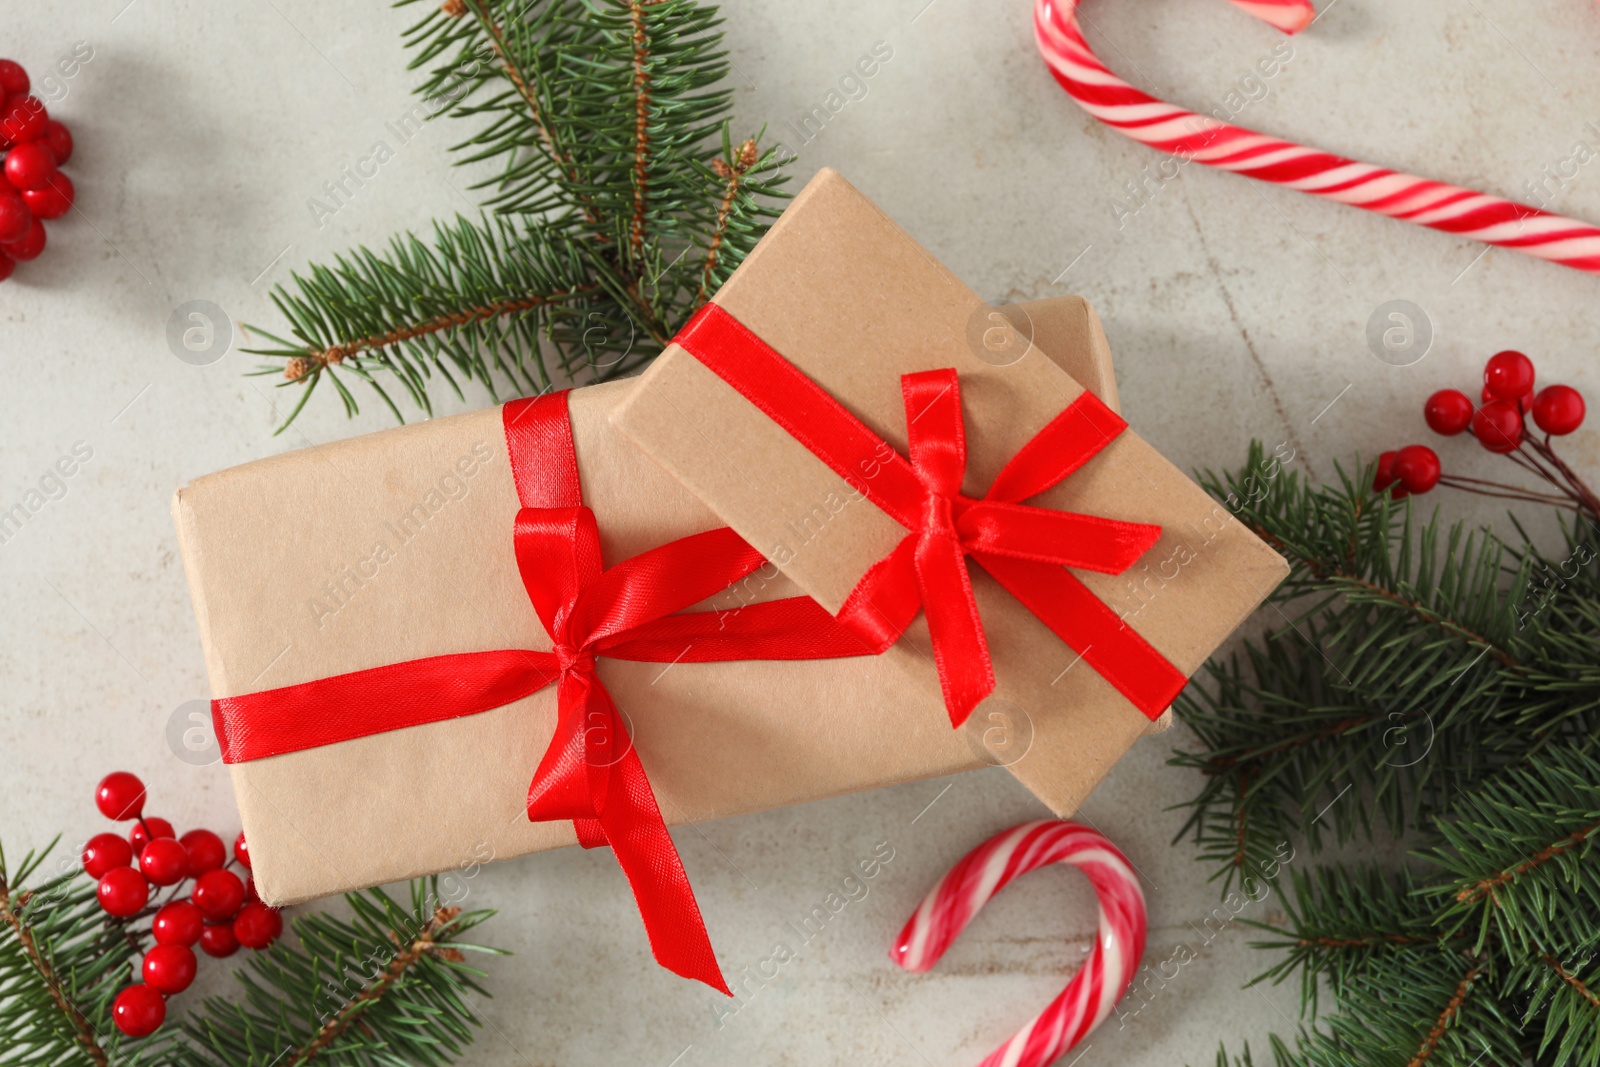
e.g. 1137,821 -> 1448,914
597,743 -> 730,994
915,532 -> 996,727
569,675 -> 730,994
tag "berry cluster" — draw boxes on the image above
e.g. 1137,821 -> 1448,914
1374,350 -> 1596,519
0,58 -> 75,281
86,772 -> 283,1039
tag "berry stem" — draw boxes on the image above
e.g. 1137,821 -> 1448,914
1524,436 -> 1600,520
1436,477 -> 1583,511
1506,448 -> 1564,490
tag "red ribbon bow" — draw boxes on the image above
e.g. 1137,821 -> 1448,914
212,390 -> 871,994
672,303 -> 1189,726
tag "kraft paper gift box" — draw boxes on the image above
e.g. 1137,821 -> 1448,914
173,290 -> 1145,906
612,167 -> 1291,838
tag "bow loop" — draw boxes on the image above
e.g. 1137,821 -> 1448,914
903,368 -> 969,501
515,505 -> 604,642
569,527 -> 767,647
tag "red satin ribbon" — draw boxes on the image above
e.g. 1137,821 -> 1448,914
212,390 -> 874,994
671,303 -> 1188,726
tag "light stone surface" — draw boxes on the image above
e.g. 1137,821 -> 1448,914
4,0 -> 1598,1063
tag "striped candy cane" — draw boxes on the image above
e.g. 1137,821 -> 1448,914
1034,0 -> 1600,273
891,821 -> 1146,1067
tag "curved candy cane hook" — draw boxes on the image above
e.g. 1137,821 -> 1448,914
1035,0 -> 1600,273
890,821 -> 1146,1067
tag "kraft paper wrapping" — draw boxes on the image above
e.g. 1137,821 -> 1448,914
613,168 -> 1290,820
172,294 -> 1132,906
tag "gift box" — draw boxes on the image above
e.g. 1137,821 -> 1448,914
613,168 -> 1290,817
172,291 -> 1140,918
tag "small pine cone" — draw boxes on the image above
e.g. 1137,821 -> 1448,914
736,139 -> 758,172
441,0 -> 467,16
284,357 -> 311,381
711,158 -> 732,179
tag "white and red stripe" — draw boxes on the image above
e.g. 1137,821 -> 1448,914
890,820 -> 1146,1067
1034,0 -> 1600,273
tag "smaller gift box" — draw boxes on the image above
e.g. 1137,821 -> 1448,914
614,168 -> 1290,815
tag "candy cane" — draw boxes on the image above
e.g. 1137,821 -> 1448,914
1034,0 -> 1600,273
890,820 -> 1146,1067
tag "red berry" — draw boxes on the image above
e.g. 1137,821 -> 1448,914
3,140 -> 53,190
180,829 -> 227,875
1532,385 -> 1586,436
233,902 -> 284,950
1393,445 -> 1442,494
0,193 -> 29,243
0,96 -> 46,143
139,838 -> 189,887
129,817 -> 175,854
193,869 -> 245,921
199,922 -> 240,958
82,833 -> 134,879
1472,399 -> 1524,453
152,900 -> 204,946
22,172 -> 71,219
96,772 -> 147,821
1484,350 -> 1536,402
142,944 -> 198,995
1373,450 -> 1399,493
112,983 -> 166,1038
234,832 -> 251,869
243,877 -> 259,903
1,216 -> 42,259
40,119 -> 70,165
0,61 -> 28,99
97,867 -> 149,918
1423,389 -> 1474,436
1482,382 -> 1534,413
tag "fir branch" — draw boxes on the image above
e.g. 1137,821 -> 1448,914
245,215 -> 604,429
2,895 -> 102,1067
470,0 -> 594,216
1182,444 -> 1600,1065
1204,739 -> 1600,1066
629,0 -> 655,260
281,905 -> 467,1067
1425,740 -> 1600,957
1404,961 -> 1484,1067
0,840 -> 144,1067
0,856 -> 112,1067
1543,954 -> 1600,1013
1173,444 -> 1596,890
1453,816 -> 1600,906
162,878 -> 501,1067
287,288 -> 599,376
698,135 -> 758,301
257,0 -> 791,429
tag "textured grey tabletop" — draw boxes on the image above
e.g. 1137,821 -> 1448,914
4,0 -> 1598,1063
